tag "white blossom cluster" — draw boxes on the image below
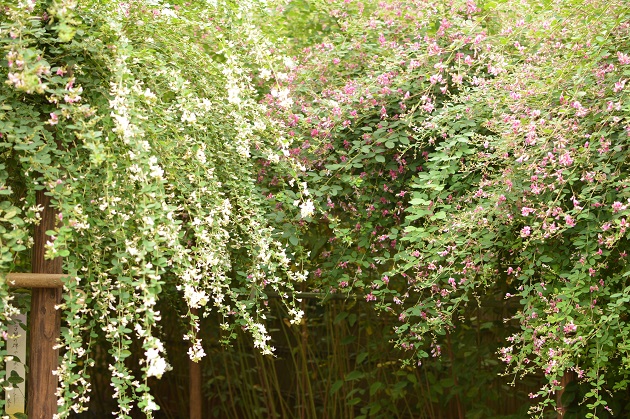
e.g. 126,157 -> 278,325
1,1 -> 310,417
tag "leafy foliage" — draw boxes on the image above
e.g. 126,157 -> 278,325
2,0 -> 630,417
0,0 -> 305,417
268,0 -> 630,416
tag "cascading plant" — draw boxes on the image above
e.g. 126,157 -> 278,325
0,0 -> 308,417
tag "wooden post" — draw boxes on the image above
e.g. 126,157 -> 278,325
189,355 -> 202,419
189,308 -> 202,419
557,370 -> 575,418
27,189 -> 63,419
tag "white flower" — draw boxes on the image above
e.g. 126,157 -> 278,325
283,57 -> 296,70
227,85 -> 241,104
187,340 -> 206,362
141,393 -> 160,412
196,148 -> 207,164
145,339 -> 171,378
181,110 -> 197,124
259,68 -> 272,80
125,240 -> 139,256
184,285 -> 208,309
161,7 -> 177,18
271,88 -> 293,108
147,156 -> 164,179
288,308 -> 304,325
300,200 -> 315,218
143,88 -> 156,101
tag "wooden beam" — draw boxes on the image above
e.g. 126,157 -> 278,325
6,273 -> 64,288
28,189 -> 63,419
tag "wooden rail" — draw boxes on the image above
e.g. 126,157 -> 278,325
6,273 -> 64,288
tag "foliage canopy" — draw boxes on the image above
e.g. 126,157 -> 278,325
1,0 -> 630,417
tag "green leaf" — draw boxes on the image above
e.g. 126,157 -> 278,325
334,311 -> 348,325
348,313 -> 357,327
356,351 -> 369,364
8,370 -> 24,385
341,335 -> 357,345
370,381 -> 384,396
345,370 -> 365,381
330,379 -> 343,394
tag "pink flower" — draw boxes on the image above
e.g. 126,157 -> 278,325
429,73 -> 442,85
530,183 -> 543,195
612,201 -> 626,213
618,51 -> 630,65
521,207 -> 535,216
559,152 -> 573,166
380,106 -> 387,119
572,101 -> 588,117
466,0 -> 480,15
545,359 -> 557,375
48,113 -> 59,125
520,226 -> 531,237
563,322 -> 577,334
614,79 -> 627,93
